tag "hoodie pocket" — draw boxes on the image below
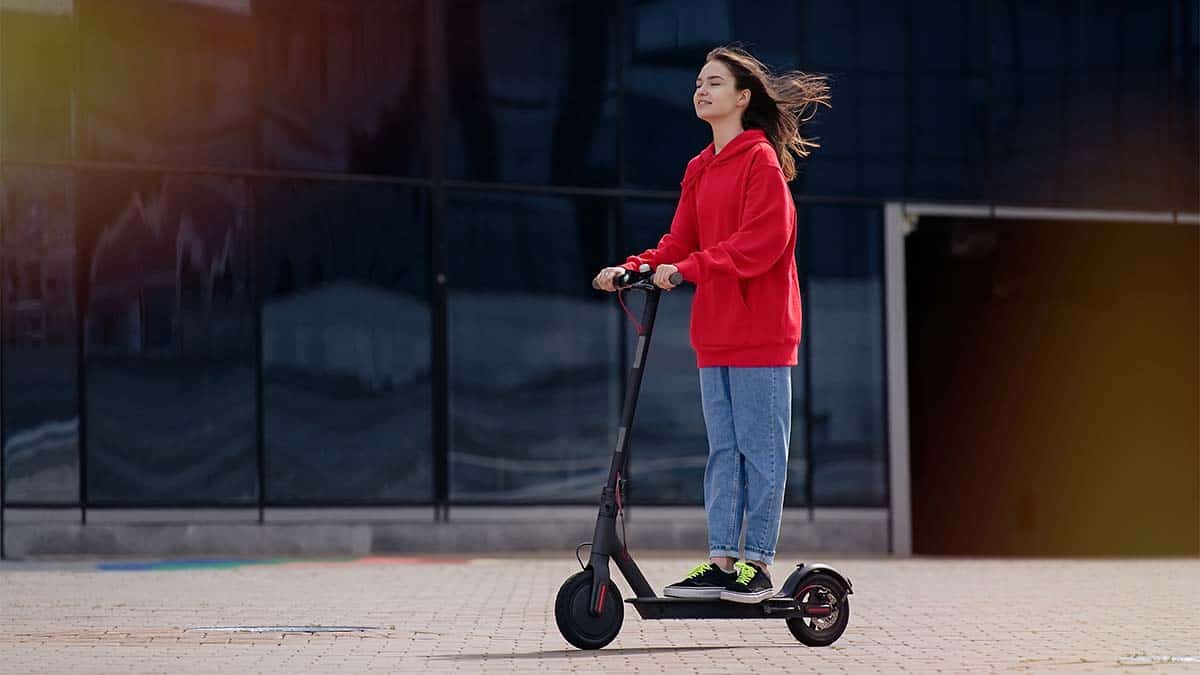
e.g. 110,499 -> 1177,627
693,276 -> 752,348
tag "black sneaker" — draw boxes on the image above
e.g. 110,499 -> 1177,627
663,562 -> 737,599
720,561 -> 774,603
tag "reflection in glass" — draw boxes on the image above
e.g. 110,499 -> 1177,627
256,0 -> 426,176
259,181 -> 432,503
1,168 -> 80,503
0,2 -> 74,161
81,172 -> 257,504
804,206 -> 886,507
77,0 -> 255,167
446,0 -> 617,186
446,191 -> 618,502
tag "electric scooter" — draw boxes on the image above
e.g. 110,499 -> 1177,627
555,264 -> 853,650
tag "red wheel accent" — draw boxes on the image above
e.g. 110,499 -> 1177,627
797,585 -> 835,617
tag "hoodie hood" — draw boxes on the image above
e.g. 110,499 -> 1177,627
682,128 -> 772,187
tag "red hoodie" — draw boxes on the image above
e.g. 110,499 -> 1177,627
624,128 -> 801,367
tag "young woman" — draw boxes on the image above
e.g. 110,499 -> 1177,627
593,46 -> 830,603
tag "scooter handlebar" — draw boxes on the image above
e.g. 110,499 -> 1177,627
592,269 -> 685,290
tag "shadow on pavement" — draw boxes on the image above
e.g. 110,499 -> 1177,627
432,644 -> 783,660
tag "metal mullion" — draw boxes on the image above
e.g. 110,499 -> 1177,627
1,167 -> 6,559
801,212 -> 815,519
0,158 -> 436,186
877,204 -> 893,550
74,0 -> 88,529
426,0 -> 449,523
251,12 -> 266,523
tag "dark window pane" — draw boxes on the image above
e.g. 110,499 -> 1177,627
801,3 -> 912,200
445,0 -> 616,186
800,73 -> 890,199
80,172 -> 256,504
804,206 -> 886,507
912,0 -> 987,73
808,1 -> 988,202
257,0 -> 427,176
446,191 -> 618,502
622,0 -> 726,190
857,1 -> 906,73
622,198 -> 809,506
77,0 -> 255,168
802,1 -> 855,70
621,199 -> 706,504
623,1 -> 808,189
912,74 -> 988,201
1172,0 -> 1199,211
259,180 -> 432,504
0,3 -> 74,161
2,167 -> 79,504
989,71 -> 1066,205
989,2 -> 1175,209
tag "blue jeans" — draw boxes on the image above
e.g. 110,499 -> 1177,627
700,366 -> 791,566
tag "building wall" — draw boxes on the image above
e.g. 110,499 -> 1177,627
2,1 -> 1196,512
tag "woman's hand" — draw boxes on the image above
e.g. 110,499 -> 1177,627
593,266 -> 627,292
653,264 -> 680,290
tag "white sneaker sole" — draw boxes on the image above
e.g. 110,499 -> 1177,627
719,588 -> 775,604
663,586 -> 725,599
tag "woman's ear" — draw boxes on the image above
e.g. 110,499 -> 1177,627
737,89 -> 751,108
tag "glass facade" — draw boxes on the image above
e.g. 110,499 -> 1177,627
79,171 -> 258,505
1,167 -> 79,504
802,206 -> 887,506
259,180 -> 432,504
445,191 -> 618,501
1,0 -> 1195,511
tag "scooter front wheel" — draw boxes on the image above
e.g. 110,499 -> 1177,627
786,572 -> 850,646
554,569 -> 623,650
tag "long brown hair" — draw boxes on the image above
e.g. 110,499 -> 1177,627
705,45 -> 831,181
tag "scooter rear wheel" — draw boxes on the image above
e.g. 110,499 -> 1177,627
555,569 -> 623,650
785,572 -> 850,646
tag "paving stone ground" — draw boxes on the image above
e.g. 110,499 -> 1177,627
2,553 -> 1198,673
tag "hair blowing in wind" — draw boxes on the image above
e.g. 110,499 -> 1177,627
706,46 -> 831,181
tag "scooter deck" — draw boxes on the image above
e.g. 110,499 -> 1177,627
627,596 -> 805,620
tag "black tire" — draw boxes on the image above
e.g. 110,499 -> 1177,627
554,569 -> 623,650
785,572 -> 850,647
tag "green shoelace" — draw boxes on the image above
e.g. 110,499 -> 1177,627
733,561 -> 757,585
685,562 -> 716,579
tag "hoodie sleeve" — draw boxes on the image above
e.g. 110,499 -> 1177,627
674,154 -> 793,283
622,162 -> 701,271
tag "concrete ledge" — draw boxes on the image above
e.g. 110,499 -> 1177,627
1,507 -> 888,559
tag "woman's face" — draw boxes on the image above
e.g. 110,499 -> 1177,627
694,59 -> 748,122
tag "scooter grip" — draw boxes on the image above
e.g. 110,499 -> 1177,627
593,271 -> 636,290
668,272 -> 684,286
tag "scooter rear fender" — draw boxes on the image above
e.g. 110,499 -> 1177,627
778,563 -> 854,598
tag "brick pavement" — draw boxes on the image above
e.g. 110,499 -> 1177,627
2,554 -> 1198,673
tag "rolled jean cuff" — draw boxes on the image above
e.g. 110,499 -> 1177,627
708,548 -> 740,560
743,549 -> 775,566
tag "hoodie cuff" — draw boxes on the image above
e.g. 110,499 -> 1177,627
674,256 -> 700,283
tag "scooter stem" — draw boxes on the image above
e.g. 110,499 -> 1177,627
588,285 -> 663,614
